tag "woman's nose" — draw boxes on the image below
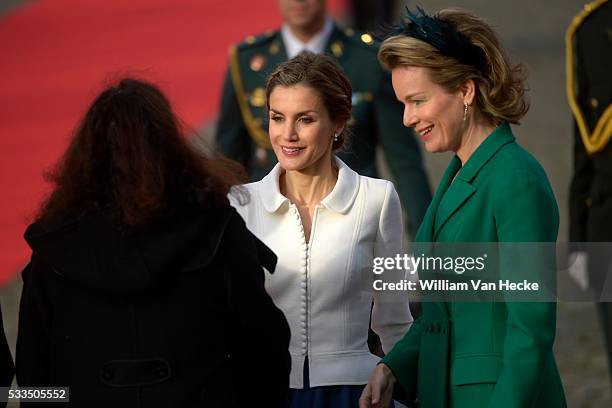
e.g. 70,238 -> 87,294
403,106 -> 417,128
282,122 -> 299,141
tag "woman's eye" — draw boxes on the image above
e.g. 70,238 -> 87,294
299,116 -> 314,124
271,116 -> 283,122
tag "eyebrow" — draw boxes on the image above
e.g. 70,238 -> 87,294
403,92 -> 425,101
269,109 -> 318,116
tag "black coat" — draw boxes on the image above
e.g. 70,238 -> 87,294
16,204 -> 290,407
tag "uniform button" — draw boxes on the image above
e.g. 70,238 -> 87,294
302,342 -> 307,348
590,97 -> 599,109
301,328 -> 307,334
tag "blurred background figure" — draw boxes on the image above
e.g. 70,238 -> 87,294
16,78 -> 291,407
567,0 -> 612,391
215,0 -> 432,240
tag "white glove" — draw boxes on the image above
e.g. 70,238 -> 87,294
568,251 -> 589,291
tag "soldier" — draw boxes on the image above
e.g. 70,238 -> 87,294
215,0 -> 431,238
567,0 -> 612,387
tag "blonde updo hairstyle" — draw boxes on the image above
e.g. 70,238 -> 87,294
378,8 -> 528,125
266,52 -> 352,150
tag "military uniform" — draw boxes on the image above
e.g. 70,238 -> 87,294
567,0 -> 612,384
215,24 -> 432,238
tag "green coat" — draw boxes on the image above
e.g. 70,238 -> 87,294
215,24 -> 431,237
382,124 -> 567,407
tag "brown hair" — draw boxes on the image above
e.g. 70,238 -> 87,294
378,8 -> 528,124
38,78 -> 246,227
266,52 -> 352,150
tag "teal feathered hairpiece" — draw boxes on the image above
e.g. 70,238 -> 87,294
380,6 -> 486,72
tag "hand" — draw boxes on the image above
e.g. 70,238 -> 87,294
359,363 -> 396,408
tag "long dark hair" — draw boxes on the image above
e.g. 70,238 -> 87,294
38,78 -> 245,227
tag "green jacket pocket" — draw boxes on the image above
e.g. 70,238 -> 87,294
451,354 -> 502,386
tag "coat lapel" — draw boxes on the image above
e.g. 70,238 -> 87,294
433,180 -> 476,239
432,123 -> 515,240
416,157 -> 461,317
416,156 -> 462,243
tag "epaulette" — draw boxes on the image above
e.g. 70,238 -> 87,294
235,30 -> 277,51
227,30 -> 279,149
341,27 -> 380,50
566,0 -> 612,154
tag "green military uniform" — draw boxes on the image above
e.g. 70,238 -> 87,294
215,25 -> 432,237
567,0 -> 612,385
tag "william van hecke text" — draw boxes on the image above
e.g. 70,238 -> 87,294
373,279 -> 540,291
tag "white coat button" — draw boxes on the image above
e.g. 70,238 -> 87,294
300,282 -> 306,289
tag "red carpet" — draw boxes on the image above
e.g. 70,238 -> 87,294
0,0 -> 347,286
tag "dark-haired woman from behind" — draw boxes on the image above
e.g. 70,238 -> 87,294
16,78 -> 290,407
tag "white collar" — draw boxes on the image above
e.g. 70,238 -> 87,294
280,16 -> 334,59
259,156 -> 359,214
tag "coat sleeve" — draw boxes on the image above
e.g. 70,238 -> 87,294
488,169 -> 560,407
215,66 -> 252,167
371,181 -> 414,353
373,72 -> 431,238
222,214 -> 290,407
16,253 -> 52,386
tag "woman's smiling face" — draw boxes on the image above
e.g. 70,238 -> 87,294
391,65 -> 466,154
268,84 -> 338,174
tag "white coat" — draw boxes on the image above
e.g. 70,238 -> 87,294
230,157 -> 413,388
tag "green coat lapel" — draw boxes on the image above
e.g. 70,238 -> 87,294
416,156 -> 461,243
433,124 -> 515,240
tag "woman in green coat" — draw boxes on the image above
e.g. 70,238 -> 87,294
359,8 -> 567,408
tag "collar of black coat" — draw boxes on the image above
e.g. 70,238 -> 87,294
23,203 -> 238,296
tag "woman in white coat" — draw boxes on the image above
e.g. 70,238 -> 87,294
230,52 -> 413,407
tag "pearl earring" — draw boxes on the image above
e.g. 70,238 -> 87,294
333,132 -> 339,142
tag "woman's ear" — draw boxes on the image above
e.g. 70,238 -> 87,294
460,79 -> 476,106
334,123 -> 346,136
